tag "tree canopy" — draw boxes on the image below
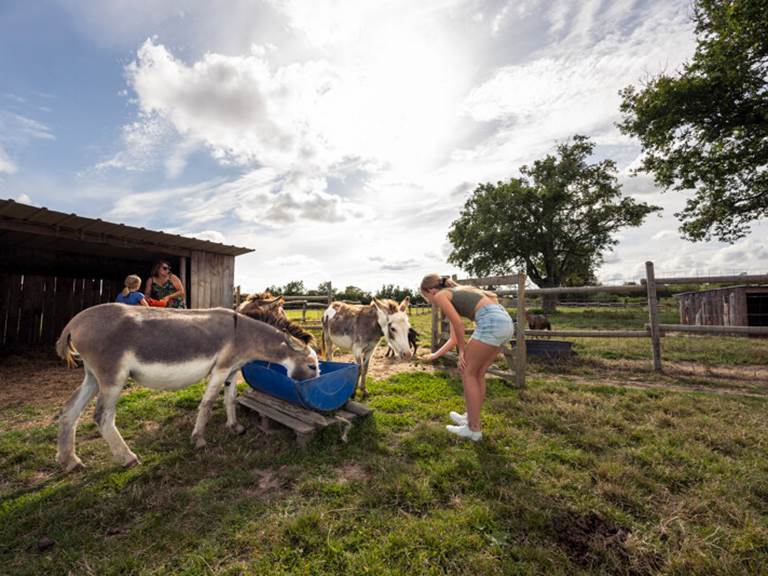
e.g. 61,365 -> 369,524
447,136 -> 660,292
619,0 -> 768,242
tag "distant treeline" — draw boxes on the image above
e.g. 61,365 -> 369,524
264,281 -> 426,305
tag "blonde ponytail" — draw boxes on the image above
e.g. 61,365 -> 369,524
122,275 -> 142,297
420,274 -> 459,292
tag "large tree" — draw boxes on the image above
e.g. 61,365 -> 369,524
447,136 -> 659,307
619,0 -> 768,242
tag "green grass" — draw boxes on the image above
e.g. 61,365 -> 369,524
2,368 -> 768,575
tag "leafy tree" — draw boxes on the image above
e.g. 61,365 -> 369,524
316,281 -> 336,297
337,285 -> 372,304
448,135 -> 660,309
375,284 -> 414,302
619,0 -> 768,242
280,280 -> 305,296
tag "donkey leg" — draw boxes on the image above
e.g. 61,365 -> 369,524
191,370 -> 228,449
357,348 -> 375,398
57,366 -> 99,472
223,370 -> 245,436
323,331 -> 333,362
94,380 -> 138,468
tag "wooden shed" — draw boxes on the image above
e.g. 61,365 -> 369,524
0,199 -> 252,347
676,285 -> 768,329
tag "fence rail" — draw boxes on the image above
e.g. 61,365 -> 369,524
431,262 -> 768,386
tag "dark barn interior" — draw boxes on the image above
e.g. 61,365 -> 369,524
0,200 -> 251,347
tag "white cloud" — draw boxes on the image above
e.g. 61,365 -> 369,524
187,229 -> 226,244
0,145 -> 17,174
0,110 -> 55,176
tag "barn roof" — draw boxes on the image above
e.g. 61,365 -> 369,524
674,285 -> 768,297
0,199 -> 253,256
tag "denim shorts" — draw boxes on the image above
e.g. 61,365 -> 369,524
471,304 -> 514,347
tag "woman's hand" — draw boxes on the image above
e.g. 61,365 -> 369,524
420,353 -> 436,363
458,350 -> 467,372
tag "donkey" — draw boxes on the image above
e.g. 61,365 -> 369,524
525,310 -> 552,331
386,327 -> 419,358
55,303 -> 318,472
322,297 -> 412,398
237,291 -> 315,347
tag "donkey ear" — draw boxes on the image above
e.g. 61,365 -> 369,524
287,336 -> 306,352
372,298 -> 387,313
265,297 -> 283,310
398,296 -> 410,312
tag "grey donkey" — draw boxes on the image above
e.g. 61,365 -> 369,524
55,303 -> 318,472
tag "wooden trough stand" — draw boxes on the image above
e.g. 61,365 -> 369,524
238,389 -> 372,447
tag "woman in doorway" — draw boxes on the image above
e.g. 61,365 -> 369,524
145,260 -> 186,308
420,274 -> 514,441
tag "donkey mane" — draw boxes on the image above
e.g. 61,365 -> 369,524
239,304 -> 316,347
242,291 -> 274,304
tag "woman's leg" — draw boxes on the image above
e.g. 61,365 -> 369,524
462,339 -> 502,431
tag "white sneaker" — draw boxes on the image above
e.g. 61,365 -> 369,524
449,411 -> 468,425
446,424 -> 482,441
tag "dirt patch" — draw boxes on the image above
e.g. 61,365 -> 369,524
552,509 -> 631,568
0,349 -> 83,410
328,346 -> 438,382
334,462 -> 370,484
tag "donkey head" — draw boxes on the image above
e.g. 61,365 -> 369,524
373,297 -> 412,360
280,336 -> 320,381
238,292 -> 288,321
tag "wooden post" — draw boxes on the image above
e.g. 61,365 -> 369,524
327,282 -> 333,307
431,303 -> 439,353
646,261 -> 662,372
302,300 -> 307,323
179,256 -> 188,307
515,271 -> 527,388
234,285 -> 241,309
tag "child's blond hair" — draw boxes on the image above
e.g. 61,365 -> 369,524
122,274 -> 142,297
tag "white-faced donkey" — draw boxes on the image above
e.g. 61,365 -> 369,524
55,303 -> 318,472
321,297 -> 412,398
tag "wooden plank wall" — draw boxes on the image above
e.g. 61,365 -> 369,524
679,288 -> 748,326
190,251 -> 235,309
0,273 -> 119,347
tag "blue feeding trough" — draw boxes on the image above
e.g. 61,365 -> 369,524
242,360 -> 360,412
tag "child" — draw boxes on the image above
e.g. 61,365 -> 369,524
116,275 -> 149,307
420,274 -> 514,441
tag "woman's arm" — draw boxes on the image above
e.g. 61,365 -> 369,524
162,274 -> 186,302
433,291 -> 468,370
424,323 -> 457,361
144,278 -> 153,298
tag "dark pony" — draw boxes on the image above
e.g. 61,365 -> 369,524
237,292 -> 316,347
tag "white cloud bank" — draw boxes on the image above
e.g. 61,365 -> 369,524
86,0 -> 766,291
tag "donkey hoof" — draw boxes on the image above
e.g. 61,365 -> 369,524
192,435 -> 207,449
62,458 -> 85,473
122,456 -> 140,468
228,423 -> 246,436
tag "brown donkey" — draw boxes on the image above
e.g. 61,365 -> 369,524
55,304 -> 318,472
237,291 -> 315,347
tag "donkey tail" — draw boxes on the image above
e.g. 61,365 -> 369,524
55,321 -> 80,369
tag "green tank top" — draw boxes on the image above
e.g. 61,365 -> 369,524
448,287 -> 484,320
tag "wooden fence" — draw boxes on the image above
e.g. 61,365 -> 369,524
431,263 -> 768,386
0,273 -> 121,347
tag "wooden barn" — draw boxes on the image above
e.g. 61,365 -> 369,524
0,199 -> 252,347
676,285 -> 768,329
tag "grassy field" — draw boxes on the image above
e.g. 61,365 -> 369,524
2,303 -> 768,575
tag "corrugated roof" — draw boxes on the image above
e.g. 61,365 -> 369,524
0,199 -> 253,256
674,285 -> 768,297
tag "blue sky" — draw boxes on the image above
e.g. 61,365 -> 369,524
1,0 -> 766,292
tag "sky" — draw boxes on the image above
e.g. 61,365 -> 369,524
1,0 -> 766,293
